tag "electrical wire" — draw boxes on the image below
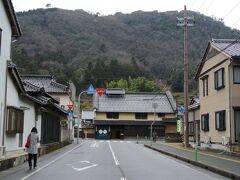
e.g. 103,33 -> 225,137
197,0 -> 208,12
222,0 -> 240,20
189,0 -> 198,10
203,0 -> 216,14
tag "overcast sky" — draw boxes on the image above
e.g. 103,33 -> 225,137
12,0 -> 240,30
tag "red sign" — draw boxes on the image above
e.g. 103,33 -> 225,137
67,104 -> 73,110
96,88 -> 105,97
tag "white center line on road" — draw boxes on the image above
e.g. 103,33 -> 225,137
20,142 -> 86,180
108,141 -> 120,166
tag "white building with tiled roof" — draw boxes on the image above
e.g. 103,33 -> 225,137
0,0 -> 21,156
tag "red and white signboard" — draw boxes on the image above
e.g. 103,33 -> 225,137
67,104 -> 73,110
96,88 -> 105,97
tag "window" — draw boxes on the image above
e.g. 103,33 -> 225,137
215,110 -> 226,131
188,122 -> 194,136
135,113 -> 147,120
201,114 -> 209,131
0,29 -> 2,55
6,107 -> 24,134
233,66 -> 240,84
158,113 -> 165,118
202,76 -> 208,96
106,112 -> 119,119
214,68 -> 225,90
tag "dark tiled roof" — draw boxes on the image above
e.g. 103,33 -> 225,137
188,97 -> 200,110
21,75 -> 68,93
93,91 -> 177,113
211,39 -> 240,58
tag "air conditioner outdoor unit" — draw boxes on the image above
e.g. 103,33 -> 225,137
0,146 -> 6,157
222,136 -> 230,145
204,136 -> 211,144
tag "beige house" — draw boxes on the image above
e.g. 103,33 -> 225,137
195,39 -> 240,148
93,88 -> 177,139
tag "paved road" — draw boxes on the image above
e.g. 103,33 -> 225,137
0,140 -> 230,180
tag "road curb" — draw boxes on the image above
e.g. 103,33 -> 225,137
144,144 -> 240,180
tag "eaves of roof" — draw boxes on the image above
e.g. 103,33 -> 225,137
7,61 -> 25,93
3,0 -> 21,37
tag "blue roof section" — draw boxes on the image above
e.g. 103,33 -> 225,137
93,91 -> 176,113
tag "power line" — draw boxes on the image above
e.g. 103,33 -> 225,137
222,0 -> 240,20
197,0 -> 208,12
203,0 -> 216,14
190,0 -> 198,10
231,17 -> 240,28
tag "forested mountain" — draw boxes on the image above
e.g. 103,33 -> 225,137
13,8 -> 239,93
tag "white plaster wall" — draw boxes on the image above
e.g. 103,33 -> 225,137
0,1 -> 12,146
4,73 -> 36,152
36,114 -> 42,142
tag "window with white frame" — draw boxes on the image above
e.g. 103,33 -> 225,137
202,76 -> 208,96
233,66 -> 240,84
214,68 -> 225,90
215,110 -> 226,131
201,114 -> 209,131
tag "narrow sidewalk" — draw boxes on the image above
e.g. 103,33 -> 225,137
144,142 -> 240,180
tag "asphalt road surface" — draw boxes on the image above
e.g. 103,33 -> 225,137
0,139 -> 230,180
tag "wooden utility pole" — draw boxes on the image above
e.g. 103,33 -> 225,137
177,5 -> 194,148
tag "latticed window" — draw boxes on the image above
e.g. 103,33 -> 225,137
106,112 -> 119,119
188,122 -> 194,136
135,113 -> 147,120
6,107 -> 24,134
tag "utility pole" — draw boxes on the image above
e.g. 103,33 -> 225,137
177,5 -> 194,148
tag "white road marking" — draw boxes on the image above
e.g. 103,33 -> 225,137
121,177 -> 127,180
90,141 -> 99,148
66,160 -> 98,172
20,142 -> 85,180
108,141 -> 120,166
120,141 -> 123,143
113,140 -> 117,143
127,141 -> 131,143
99,140 -> 104,143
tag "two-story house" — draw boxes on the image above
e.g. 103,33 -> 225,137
0,0 -> 21,154
196,39 -> 240,149
93,88 -> 177,139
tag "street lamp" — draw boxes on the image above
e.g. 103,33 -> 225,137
77,91 -> 87,144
